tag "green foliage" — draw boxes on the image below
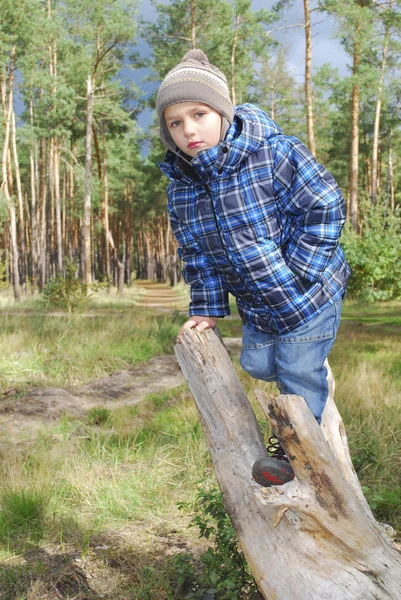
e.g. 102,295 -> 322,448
87,406 -> 113,426
363,486 -> 401,524
181,487 -> 262,600
341,207 -> 401,301
0,488 -> 49,543
40,261 -> 91,313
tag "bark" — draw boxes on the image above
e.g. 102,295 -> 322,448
385,132 -> 394,214
125,185 -> 133,286
11,110 -> 27,290
230,13 -> 240,106
29,96 -> 38,291
175,328 -> 401,600
371,2 -> 391,205
101,124 -> 111,284
1,49 -> 21,302
191,0 -> 196,48
54,141 -> 63,274
349,30 -> 361,231
82,74 -> 94,283
304,0 -> 316,156
38,136 -> 47,290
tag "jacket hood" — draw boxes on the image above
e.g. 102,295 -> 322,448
158,104 -> 283,183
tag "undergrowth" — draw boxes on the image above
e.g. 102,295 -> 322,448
0,296 -> 400,598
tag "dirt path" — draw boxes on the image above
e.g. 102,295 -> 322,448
0,280 -> 241,444
0,355 -> 186,443
136,280 -> 188,311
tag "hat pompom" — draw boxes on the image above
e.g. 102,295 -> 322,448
182,49 -> 209,64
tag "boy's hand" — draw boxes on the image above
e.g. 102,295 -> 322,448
176,316 -> 218,343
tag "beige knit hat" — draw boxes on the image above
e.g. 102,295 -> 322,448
156,49 -> 234,154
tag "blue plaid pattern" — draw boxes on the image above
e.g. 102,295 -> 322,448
158,104 -> 350,334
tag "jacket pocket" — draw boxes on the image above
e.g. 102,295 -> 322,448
230,217 -> 282,249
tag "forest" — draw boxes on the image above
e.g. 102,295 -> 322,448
1,0 -> 401,301
1,2 -> 401,598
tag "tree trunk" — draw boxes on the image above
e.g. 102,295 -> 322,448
101,124 -> 111,285
370,39 -> 389,205
230,13 -> 240,106
191,0 -> 196,48
82,74 -> 93,283
175,328 -> 401,600
371,2 -> 391,205
349,32 -> 361,231
54,140 -> 63,274
29,96 -> 38,291
11,110 -> 27,292
1,48 -> 21,302
38,137 -> 47,290
385,131 -> 394,214
304,0 -> 316,156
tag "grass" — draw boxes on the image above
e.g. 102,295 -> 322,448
0,288 -> 400,597
0,290 -> 182,389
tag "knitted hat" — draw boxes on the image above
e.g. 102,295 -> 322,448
156,49 -> 234,154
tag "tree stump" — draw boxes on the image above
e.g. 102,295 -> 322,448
174,328 -> 401,600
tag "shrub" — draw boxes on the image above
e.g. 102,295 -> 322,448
341,207 -> 401,302
40,260 -> 91,313
180,487 -> 262,600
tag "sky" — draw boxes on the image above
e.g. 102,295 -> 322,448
134,0 -> 349,133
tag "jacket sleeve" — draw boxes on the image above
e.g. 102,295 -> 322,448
169,206 -> 230,317
272,136 -> 346,283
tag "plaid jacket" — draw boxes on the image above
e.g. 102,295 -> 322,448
158,104 -> 350,334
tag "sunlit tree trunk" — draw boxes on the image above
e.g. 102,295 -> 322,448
29,96 -> 38,291
101,124 -> 111,285
11,110 -> 27,292
304,0 -> 316,156
82,74 -> 94,283
371,11 -> 390,205
191,0 -> 196,48
349,24 -> 361,231
1,49 -> 21,301
54,140 -> 63,273
385,131 -> 394,214
38,135 -> 47,290
230,13 -> 240,106
125,183 -> 133,286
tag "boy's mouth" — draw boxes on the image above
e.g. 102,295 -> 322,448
188,141 -> 202,149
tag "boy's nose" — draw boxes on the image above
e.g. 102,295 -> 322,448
183,120 -> 195,137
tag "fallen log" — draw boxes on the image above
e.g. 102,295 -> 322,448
174,327 -> 401,600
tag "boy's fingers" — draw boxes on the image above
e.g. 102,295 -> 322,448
195,321 -> 211,332
176,319 -> 197,344
182,319 -> 197,329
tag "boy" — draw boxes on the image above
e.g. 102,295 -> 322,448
156,49 -> 350,487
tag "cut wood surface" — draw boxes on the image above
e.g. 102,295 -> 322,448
175,327 -> 401,600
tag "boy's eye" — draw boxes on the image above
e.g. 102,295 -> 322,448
170,121 -> 180,128
195,112 -> 205,118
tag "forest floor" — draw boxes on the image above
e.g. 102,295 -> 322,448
0,282 -> 243,600
0,283 -> 400,599
0,281 -> 240,445
0,282 -> 185,442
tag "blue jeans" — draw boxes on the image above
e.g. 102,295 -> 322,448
240,300 -> 342,423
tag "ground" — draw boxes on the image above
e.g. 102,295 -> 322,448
0,355 -> 185,443
0,281 -> 240,444
0,282 -> 241,600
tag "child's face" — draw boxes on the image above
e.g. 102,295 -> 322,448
164,102 -> 222,157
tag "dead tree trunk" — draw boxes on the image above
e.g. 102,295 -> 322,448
175,328 -> 401,600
